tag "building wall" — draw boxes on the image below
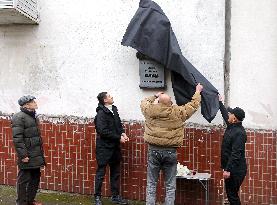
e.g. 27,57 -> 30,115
230,0 -> 277,129
1,0 -> 277,204
0,117 -> 276,204
0,0 -> 225,124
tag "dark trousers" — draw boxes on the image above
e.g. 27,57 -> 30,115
16,168 -> 41,205
225,172 -> 246,205
94,147 -> 121,197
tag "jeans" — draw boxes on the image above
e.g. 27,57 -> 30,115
146,145 -> 177,205
16,168 -> 41,205
225,172 -> 246,205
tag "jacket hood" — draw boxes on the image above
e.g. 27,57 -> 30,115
96,103 -> 114,113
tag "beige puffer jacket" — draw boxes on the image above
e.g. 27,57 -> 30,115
140,91 -> 201,147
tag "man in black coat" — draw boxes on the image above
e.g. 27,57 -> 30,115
12,95 -> 45,205
94,92 -> 129,205
219,95 -> 247,205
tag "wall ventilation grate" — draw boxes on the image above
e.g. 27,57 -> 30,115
0,0 -> 39,24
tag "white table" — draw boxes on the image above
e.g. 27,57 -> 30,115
176,173 -> 211,205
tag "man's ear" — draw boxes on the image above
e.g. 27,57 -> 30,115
103,97 -> 108,103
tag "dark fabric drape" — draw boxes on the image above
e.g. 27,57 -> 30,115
121,0 -> 219,122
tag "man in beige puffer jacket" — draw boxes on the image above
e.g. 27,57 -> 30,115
141,83 -> 203,205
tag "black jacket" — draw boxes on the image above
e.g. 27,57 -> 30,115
12,109 -> 45,169
94,104 -> 124,148
219,102 -> 247,174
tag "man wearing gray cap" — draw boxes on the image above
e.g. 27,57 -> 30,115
12,95 -> 45,205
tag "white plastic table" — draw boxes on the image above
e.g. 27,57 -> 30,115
176,173 -> 211,205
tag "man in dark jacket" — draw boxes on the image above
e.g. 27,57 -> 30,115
94,92 -> 129,205
12,95 -> 45,205
219,95 -> 247,205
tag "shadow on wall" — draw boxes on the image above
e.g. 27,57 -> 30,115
248,103 -> 274,128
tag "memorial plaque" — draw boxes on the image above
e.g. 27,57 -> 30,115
139,60 -> 165,88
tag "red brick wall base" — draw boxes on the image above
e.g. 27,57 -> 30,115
0,116 -> 276,204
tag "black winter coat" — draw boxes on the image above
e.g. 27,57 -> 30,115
219,102 -> 247,174
94,104 -> 124,165
94,104 -> 124,148
12,109 -> 45,169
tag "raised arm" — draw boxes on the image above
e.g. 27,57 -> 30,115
177,83 -> 203,121
140,92 -> 163,118
218,94 -> 229,125
177,91 -> 201,121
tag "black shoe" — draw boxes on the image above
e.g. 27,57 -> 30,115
95,196 -> 102,205
111,195 -> 128,204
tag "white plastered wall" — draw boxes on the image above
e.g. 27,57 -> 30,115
230,0 -> 277,129
0,0 -> 225,124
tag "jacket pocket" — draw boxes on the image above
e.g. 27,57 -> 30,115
165,150 -> 177,163
30,137 -> 42,147
24,138 -> 31,148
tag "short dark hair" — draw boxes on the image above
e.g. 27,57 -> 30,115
97,92 -> 107,105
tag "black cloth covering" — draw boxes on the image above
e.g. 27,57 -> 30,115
122,0 -> 219,122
